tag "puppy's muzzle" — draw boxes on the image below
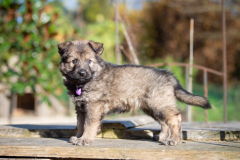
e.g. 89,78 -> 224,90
78,69 -> 87,77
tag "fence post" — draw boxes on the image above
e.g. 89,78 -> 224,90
222,0 -> 227,123
185,66 -> 190,122
9,91 -> 17,124
185,67 -> 189,91
115,0 -> 121,65
168,63 -> 171,71
204,70 -> 208,123
188,18 -> 194,122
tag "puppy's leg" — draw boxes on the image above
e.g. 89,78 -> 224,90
152,86 -> 181,145
75,104 -> 104,146
69,112 -> 85,144
153,121 -> 170,142
142,107 -> 170,142
164,112 -> 182,146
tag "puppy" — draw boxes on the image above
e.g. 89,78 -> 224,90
58,40 -> 211,146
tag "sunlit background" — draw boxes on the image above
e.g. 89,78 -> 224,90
0,0 -> 240,124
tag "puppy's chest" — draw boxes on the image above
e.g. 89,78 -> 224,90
73,87 -> 107,103
75,100 -> 87,113
73,90 -> 106,113
72,92 -> 88,113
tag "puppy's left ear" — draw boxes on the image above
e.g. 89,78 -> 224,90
58,41 -> 72,56
89,40 -> 104,55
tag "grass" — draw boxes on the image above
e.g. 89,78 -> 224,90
178,83 -> 240,122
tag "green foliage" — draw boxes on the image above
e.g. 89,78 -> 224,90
78,0 -> 121,63
0,0 -> 119,106
0,0 -> 78,100
79,0 -> 114,23
82,20 -> 123,63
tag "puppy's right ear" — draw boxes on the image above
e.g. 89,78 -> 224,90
57,41 -> 72,56
89,40 -> 104,55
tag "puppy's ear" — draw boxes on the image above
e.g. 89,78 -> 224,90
89,40 -> 104,55
57,41 -> 72,56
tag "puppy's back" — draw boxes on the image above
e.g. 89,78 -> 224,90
107,64 -> 177,99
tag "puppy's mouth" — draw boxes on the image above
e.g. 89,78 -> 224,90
64,73 -> 92,85
77,77 -> 91,83
72,77 -> 92,84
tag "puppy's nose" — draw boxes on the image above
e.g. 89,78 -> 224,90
79,69 -> 87,77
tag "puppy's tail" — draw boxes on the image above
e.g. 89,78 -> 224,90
174,84 -> 212,109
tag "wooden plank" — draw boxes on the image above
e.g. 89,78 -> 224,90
0,137 -> 240,159
1,121 -> 240,141
0,116 -> 155,138
103,116 -> 155,129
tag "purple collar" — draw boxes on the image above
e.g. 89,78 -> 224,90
76,86 -> 82,95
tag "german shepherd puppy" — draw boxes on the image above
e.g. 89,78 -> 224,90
58,40 -> 211,146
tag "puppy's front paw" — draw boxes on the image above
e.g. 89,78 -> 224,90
152,135 -> 159,141
69,136 -> 78,144
75,138 -> 92,146
163,139 -> 179,146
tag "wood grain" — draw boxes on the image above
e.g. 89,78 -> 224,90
0,137 -> 240,159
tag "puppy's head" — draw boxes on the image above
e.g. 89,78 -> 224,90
58,40 -> 104,85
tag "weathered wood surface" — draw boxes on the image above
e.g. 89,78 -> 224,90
130,122 -> 240,141
0,116 -> 156,139
102,115 -> 155,129
0,137 -> 240,159
0,117 -> 239,141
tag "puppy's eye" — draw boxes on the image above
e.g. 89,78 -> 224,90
72,59 -> 77,64
87,60 -> 91,64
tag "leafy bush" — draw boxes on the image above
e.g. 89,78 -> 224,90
0,0 -> 79,102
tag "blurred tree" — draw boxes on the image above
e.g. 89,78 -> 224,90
0,0 -> 80,103
123,0 -> 240,84
78,0 -> 114,23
